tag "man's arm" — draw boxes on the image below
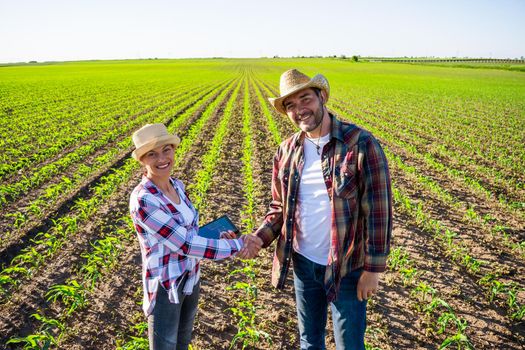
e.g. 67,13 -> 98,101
360,135 -> 393,273
357,135 -> 392,300
255,148 -> 285,248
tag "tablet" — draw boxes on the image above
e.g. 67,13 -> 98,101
198,215 -> 240,239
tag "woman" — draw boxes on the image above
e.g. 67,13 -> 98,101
129,123 -> 244,350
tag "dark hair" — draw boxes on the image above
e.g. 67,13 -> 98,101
312,87 -> 325,105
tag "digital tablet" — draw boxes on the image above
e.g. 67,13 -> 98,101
198,215 -> 240,239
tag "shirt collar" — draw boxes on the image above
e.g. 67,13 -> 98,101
329,114 -> 346,143
141,175 -> 176,195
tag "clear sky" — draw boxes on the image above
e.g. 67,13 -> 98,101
1,0 -> 524,63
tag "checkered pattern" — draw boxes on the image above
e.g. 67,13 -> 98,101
255,115 -> 392,301
130,176 -> 243,316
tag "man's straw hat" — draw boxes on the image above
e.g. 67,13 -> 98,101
268,69 -> 330,115
131,123 -> 180,160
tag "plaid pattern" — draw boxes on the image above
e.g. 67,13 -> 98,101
130,176 -> 243,316
255,114 -> 392,301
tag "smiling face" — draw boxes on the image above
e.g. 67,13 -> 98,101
139,144 -> 175,180
282,88 -> 328,137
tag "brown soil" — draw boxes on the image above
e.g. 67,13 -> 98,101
254,79 -> 525,349
332,100 -> 525,214
1,76 -> 524,350
0,82 -> 232,347
0,83 -> 222,258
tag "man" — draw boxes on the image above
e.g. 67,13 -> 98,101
252,69 -> 392,349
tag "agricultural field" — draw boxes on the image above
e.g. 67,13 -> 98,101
0,58 -> 524,349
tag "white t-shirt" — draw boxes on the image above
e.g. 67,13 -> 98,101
293,134 -> 332,265
165,186 -> 195,226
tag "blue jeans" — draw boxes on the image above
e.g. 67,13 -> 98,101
148,279 -> 200,350
293,251 -> 367,350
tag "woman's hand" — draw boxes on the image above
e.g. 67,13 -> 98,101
220,230 -> 238,239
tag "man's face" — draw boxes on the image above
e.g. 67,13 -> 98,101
282,88 -> 324,133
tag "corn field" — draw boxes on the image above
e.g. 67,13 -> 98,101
0,58 -> 524,349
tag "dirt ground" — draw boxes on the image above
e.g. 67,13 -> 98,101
1,79 -> 524,350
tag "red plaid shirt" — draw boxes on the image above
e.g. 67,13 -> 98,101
255,115 -> 392,301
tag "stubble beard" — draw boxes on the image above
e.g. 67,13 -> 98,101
300,103 -> 324,135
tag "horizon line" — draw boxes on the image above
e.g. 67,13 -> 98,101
2,55 -> 525,66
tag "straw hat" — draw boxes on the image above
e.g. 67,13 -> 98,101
131,123 -> 180,160
268,69 -> 330,115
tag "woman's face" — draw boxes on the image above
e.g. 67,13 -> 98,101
140,144 -> 175,178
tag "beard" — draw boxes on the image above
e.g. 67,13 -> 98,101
297,102 -> 324,133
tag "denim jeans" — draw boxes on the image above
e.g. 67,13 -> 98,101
292,251 -> 367,350
148,279 -> 200,350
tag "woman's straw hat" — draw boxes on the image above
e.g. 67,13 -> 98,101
131,123 -> 180,160
268,69 -> 330,115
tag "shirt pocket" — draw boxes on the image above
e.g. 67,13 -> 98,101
334,149 -> 358,199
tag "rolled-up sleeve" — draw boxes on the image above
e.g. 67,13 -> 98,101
360,136 -> 392,272
132,193 -> 242,259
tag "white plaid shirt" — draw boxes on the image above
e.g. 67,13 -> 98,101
130,176 -> 243,316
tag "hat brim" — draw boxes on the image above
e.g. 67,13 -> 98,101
132,134 -> 181,160
268,74 -> 330,115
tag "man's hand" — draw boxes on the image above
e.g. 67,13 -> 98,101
356,271 -> 381,301
237,234 -> 263,259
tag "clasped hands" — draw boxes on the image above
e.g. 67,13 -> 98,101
220,231 -> 263,259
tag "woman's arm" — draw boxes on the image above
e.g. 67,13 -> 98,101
132,193 -> 242,260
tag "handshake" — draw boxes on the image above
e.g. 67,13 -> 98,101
220,231 -> 263,259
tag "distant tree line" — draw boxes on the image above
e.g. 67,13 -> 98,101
363,57 -> 525,64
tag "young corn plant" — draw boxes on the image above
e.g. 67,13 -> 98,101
252,79 -> 282,146
391,185 -> 524,320
7,313 -> 65,349
187,80 -> 242,210
228,263 -> 271,349
438,312 -> 473,349
388,247 -> 473,347
46,279 -> 88,315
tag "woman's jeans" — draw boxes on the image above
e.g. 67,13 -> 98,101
148,279 -> 200,350
293,251 -> 367,350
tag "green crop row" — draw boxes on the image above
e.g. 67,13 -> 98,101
226,78 -> 272,349
0,86 -> 179,180
187,79 -> 242,210
388,247 -> 474,349
251,80 -> 282,146
0,83 -> 210,209
0,82 -> 224,240
392,184 -> 524,321
0,81 -> 234,300
4,75 -> 241,349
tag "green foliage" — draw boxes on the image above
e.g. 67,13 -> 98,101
2,58 -> 524,349
187,79 -> 242,210
46,280 -> 88,315
7,313 -> 65,349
